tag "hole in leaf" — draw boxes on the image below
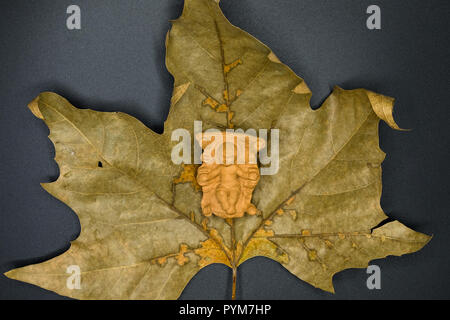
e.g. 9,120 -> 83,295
370,217 -> 395,232
98,161 -> 103,168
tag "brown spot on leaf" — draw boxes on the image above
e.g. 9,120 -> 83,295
254,228 -> 275,238
216,104 -> 228,112
324,240 -> 333,248
194,229 -> 231,268
194,238 -> 231,268
176,244 -> 190,266
239,237 -> 288,265
286,196 -> 296,205
288,210 -> 297,221
301,230 -> 311,236
308,250 -> 317,261
202,97 -> 219,110
201,218 -> 209,231
157,257 -> 167,266
224,59 -> 242,73
173,164 -> 201,191
223,90 -> 229,102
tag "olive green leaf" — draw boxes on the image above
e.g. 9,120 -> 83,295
5,0 -> 430,299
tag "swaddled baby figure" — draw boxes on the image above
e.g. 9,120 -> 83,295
196,132 -> 264,218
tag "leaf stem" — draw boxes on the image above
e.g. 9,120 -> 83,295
230,218 -> 237,300
232,265 -> 237,300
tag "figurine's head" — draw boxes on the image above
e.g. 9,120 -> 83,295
195,131 -> 266,165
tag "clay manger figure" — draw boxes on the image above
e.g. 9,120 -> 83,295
196,131 -> 265,218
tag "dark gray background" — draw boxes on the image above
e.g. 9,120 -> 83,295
0,0 -> 448,300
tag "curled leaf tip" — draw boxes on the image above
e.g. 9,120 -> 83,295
27,96 -> 44,120
366,90 -> 407,131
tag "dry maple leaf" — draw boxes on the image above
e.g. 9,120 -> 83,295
5,0 -> 430,299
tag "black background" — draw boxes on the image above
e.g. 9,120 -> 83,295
0,0 -> 448,300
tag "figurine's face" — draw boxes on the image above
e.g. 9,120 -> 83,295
196,131 -> 266,165
217,142 -> 237,164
